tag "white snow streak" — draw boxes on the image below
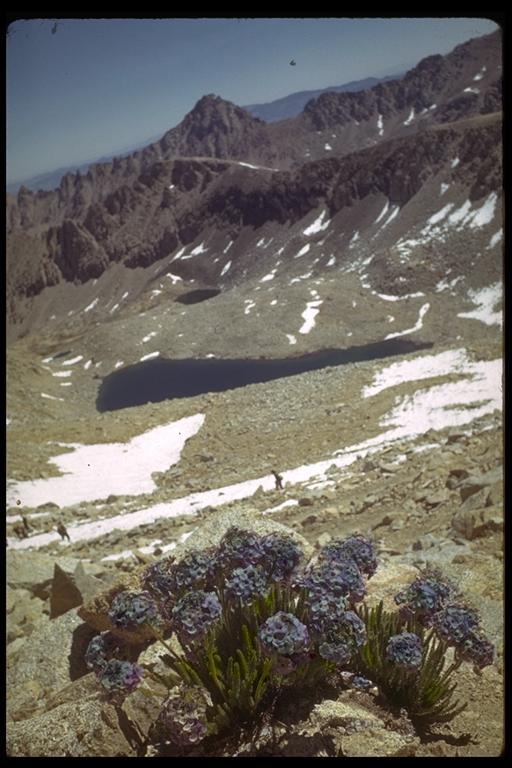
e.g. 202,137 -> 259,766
286,334 -> 297,345
220,260 -> 232,276
83,298 -> 99,313
140,351 -> 160,361
375,201 -> 389,223
295,243 -> 311,258
377,114 -> 384,136
488,229 -> 503,249
41,393 -> 64,401
403,107 -> 415,126
303,210 -> 330,236
61,356 -> 83,366
299,300 -> 323,334
384,303 -> 430,339
166,273 -> 183,284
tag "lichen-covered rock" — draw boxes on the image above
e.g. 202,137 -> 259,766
6,697 -> 136,757
364,561 -> 420,611
7,609 -> 96,718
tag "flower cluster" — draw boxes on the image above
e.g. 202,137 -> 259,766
318,610 -> 367,665
224,565 -> 268,603
108,590 -> 161,631
386,632 -> 423,671
216,527 -> 265,571
157,685 -> 212,746
98,659 -> 144,696
394,569 -> 453,626
171,590 -> 222,646
320,535 -> 378,578
259,611 -> 310,658
85,631 -> 120,675
433,603 -> 494,670
85,631 -> 144,698
300,557 -> 367,605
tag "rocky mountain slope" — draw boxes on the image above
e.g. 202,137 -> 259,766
6,30 -> 501,342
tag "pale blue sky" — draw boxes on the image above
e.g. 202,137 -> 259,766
6,16 -> 500,184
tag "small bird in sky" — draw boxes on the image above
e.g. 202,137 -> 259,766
289,59 -> 296,66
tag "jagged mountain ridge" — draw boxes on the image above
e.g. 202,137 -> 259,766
6,30 -> 502,342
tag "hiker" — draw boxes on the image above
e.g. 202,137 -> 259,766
21,515 -> 31,535
272,469 -> 284,490
57,522 -> 71,542
13,523 -> 28,540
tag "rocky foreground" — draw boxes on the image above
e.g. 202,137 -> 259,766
6,412 -> 503,757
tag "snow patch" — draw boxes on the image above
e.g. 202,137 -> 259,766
427,203 -> 455,226
61,356 -> 83,366
295,243 -> 311,258
451,157 -> 460,168
142,331 -> 158,343
440,183 -> 450,195
166,273 -> 183,284
220,260 -> 232,276
375,201 -> 389,224
377,114 -> 384,136
303,210 -> 330,236
114,361 -> 124,369
140,351 -> 160,361
487,229 -> 503,249
83,298 -> 99,313
83,360 -> 92,370
6,414 -> 206,510
324,143 -> 332,151
286,334 -> 297,345
327,255 -> 336,267
299,300 -> 323,335
403,107 -> 415,126
380,205 -> 400,229
41,393 -> 64,401
457,284 -> 502,327
52,370 -> 72,378
469,192 -> 497,228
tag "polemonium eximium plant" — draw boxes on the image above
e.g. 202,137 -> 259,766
85,530 -> 494,749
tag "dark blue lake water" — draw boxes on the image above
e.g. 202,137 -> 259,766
96,338 -> 433,412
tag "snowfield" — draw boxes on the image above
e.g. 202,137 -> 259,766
6,414 -> 206,510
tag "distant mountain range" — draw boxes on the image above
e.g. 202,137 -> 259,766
6,134 -> 163,196
242,73 -> 403,122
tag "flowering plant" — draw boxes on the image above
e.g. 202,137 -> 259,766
85,529 -> 494,749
